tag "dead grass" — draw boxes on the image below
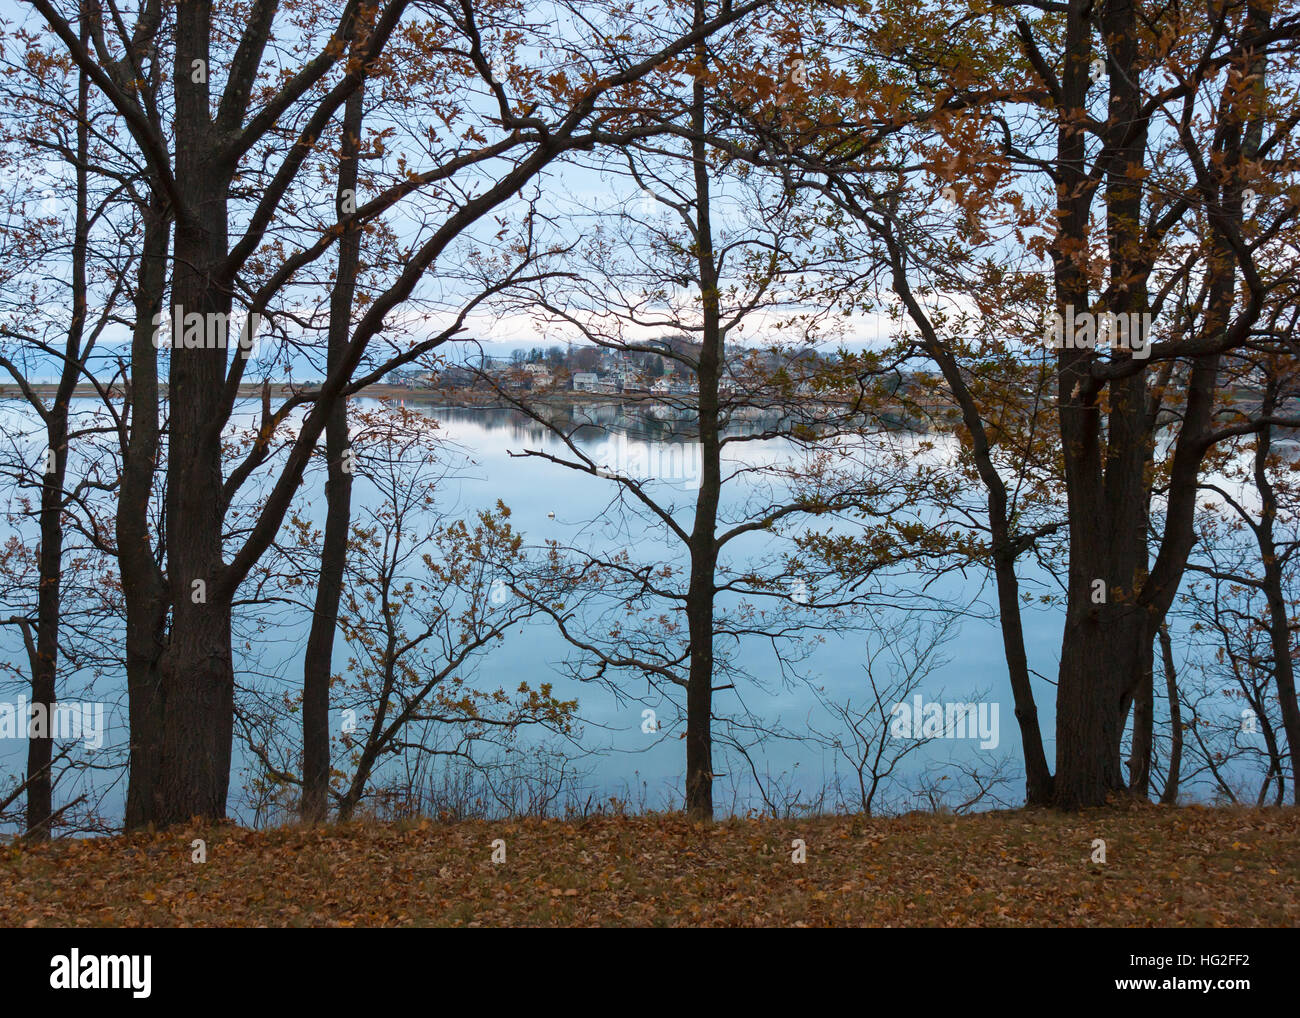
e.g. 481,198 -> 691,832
2,803 -> 1297,927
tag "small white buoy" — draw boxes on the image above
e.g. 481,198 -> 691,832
547,511 -> 555,519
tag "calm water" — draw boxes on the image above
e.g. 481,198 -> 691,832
0,393 -> 1167,824
376,400 -> 1060,813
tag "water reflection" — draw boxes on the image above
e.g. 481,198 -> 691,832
383,396 -> 790,447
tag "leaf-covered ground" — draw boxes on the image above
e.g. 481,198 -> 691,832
3,804 -> 1297,927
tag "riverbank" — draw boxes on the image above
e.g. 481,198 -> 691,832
0,382 -> 937,423
0,382 -> 859,407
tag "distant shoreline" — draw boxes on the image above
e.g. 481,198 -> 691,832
0,382 -> 894,411
0,382 -> 617,404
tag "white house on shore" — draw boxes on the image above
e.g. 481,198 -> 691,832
522,362 -> 552,387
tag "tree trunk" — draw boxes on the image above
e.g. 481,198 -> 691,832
121,197 -> 170,830
1157,624 -> 1182,804
301,82 -> 364,824
1052,0 -> 1160,807
156,599 -> 235,824
27,417 -> 65,840
1252,382 -> 1300,804
991,549 -> 1055,806
1261,550 -> 1300,807
1239,15 -> 1296,800
155,7 -> 237,825
26,35 -> 90,839
684,547 -> 717,820
885,236 -> 1053,806
684,0 -> 720,822
1127,635 -> 1154,796
1054,614 -> 1144,807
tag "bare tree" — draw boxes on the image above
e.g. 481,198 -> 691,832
477,1 -> 948,820
234,405 -> 579,822
810,616 -> 955,816
30,0 -> 768,824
